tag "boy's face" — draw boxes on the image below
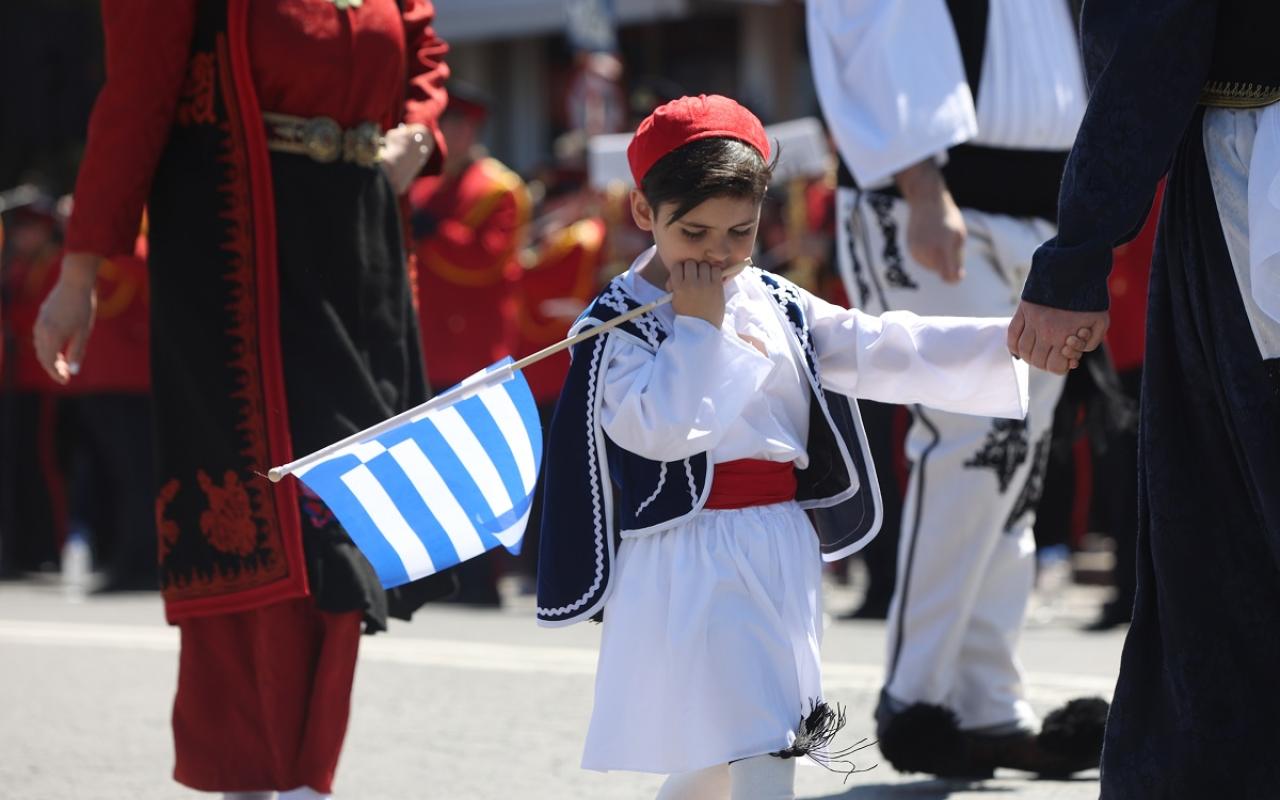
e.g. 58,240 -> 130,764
630,190 -> 760,271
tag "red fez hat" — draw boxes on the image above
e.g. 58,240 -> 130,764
626,94 -> 770,185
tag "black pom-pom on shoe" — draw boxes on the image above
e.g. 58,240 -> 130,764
877,703 -> 988,778
1038,697 -> 1109,762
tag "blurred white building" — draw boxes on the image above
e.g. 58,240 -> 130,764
431,0 -> 817,173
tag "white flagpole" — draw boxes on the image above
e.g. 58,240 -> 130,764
266,259 -> 751,483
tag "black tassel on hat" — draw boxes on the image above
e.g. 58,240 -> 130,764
771,700 -> 876,781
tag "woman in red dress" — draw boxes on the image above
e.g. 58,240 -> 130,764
32,2 -> 450,797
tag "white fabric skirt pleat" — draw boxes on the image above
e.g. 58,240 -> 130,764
582,501 -> 823,774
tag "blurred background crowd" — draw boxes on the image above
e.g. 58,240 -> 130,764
0,0 -> 1152,631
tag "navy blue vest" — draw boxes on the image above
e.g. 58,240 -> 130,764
535,269 -> 883,626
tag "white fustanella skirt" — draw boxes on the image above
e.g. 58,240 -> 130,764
581,501 -> 824,774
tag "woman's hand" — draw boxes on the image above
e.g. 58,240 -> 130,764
380,123 -> 434,195
667,260 -> 726,329
33,252 -> 100,385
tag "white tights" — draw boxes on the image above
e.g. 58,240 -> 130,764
656,755 -> 796,800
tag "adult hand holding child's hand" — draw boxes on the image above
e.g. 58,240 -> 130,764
1007,299 -> 1109,375
668,260 -> 726,329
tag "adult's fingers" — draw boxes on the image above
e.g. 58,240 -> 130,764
1016,318 -> 1038,364
67,328 -> 89,374
943,238 -> 965,283
909,242 -> 942,275
1031,338 -> 1056,372
1007,309 -> 1027,357
32,320 -> 69,384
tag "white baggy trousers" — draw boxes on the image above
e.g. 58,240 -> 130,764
836,187 -> 1067,732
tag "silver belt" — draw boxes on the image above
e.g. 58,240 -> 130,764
263,112 -> 383,167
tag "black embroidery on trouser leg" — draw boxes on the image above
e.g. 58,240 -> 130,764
963,418 -> 1030,493
771,700 -> 876,781
842,209 -> 873,308
853,191 -> 892,311
868,194 -> 919,290
1004,429 -> 1052,533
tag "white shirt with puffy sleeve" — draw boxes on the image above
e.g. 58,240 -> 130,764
807,0 -> 1086,187
599,248 -> 1029,468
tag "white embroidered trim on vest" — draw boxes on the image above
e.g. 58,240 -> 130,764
634,462 -> 668,517
634,309 -> 664,350
763,272 -> 820,370
683,458 -> 698,504
537,334 -> 609,618
598,283 -> 629,315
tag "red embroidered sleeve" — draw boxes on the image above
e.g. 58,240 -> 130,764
64,0 -> 197,257
400,0 -> 450,176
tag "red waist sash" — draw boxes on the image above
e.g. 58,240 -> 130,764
704,459 -> 798,510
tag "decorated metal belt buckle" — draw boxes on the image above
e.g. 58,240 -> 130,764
344,121 -> 383,167
301,116 -> 343,164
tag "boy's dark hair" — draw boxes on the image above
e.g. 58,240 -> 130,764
639,137 -> 778,224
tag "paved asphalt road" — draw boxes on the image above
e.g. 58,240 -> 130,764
0,577 -> 1123,799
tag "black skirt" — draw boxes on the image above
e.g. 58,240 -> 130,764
271,152 -> 453,632
1099,110 -> 1280,797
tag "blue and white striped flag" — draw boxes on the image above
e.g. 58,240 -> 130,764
294,359 -> 543,588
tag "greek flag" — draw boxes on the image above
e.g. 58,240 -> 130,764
294,359 -> 543,588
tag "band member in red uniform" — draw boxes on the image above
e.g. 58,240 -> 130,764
5,205 -> 156,591
31,2 -> 450,797
509,214 -> 606,581
409,84 -> 531,391
407,83 -> 531,606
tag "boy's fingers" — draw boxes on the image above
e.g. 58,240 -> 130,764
1083,319 -> 1108,351
1046,349 -> 1073,375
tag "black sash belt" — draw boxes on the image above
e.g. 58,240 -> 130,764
837,143 -> 1068,224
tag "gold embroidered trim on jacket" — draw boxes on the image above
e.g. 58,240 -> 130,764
1200,81 -> 1280,109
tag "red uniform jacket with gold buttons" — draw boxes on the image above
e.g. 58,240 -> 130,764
409,157 -> 530,388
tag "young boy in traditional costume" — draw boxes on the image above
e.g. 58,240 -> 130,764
536,95 -> 1029,799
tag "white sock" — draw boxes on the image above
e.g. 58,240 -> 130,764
278,788 -> 331,800
656,764 -> 730,800
728,755 -> 796,800
222,794 -> 273,800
